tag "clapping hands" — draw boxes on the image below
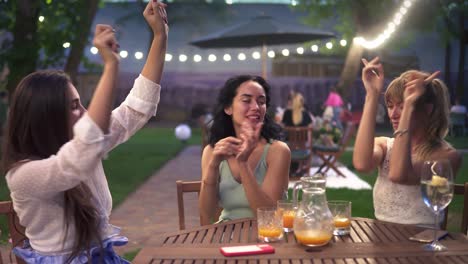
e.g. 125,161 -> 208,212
211,120 -> 263,165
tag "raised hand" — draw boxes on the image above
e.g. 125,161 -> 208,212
143,0 -> 168,37
236,120 -> 263,162
403,71 -> 440,106
361,57 -> 384,97
93,24 -> 120,64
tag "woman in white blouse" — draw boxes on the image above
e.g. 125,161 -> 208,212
2,1 -> 167,263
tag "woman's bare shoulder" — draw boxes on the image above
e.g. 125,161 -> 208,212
269,140 -> 290,153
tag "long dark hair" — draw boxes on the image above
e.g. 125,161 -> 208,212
209,75 -> 281,146
2,70 -> 102,262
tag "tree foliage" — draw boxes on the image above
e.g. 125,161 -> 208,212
0,0 -> 101,94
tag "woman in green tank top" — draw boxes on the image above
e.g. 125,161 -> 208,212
199,75 -> 291,224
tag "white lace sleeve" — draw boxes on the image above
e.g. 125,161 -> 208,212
6,114 -> 106,198
104,74 -> 161,152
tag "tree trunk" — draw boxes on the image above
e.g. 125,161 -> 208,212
337,43 -> 364,100
64,0 -> 100,85
337,0 -> 369,101
5,0 -> 40,96
456,12 -> 465,101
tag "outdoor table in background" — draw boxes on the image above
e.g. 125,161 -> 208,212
133,217 -> 468,263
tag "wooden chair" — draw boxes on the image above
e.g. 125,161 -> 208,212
442,183 -> 468,234
283,126 -> 314,178
312,122 -> 356,178
176,180 -> 222,230
0,201 -> 26,264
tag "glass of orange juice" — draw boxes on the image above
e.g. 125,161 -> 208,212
257,207 -> 283,242
328,200 -> 352,236
277,200 -> 296,232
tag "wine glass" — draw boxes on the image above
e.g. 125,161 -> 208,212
420,159 -> 454,251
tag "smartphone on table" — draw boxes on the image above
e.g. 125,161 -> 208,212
220,244 -> 275,257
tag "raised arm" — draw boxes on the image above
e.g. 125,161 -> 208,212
353,57 -> 386,172
141,0 -> 168,83
87,24 -> 120,133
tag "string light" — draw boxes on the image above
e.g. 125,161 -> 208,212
340,39 -> 347,47
354,0 -> 416,49
179,54 -> 187,62
38,16 -> 45,22
135,51 -> 143,60
208,54 -> 217,62
252,51 -> 261,59
119,50 -> 128,58
63,42 -> 70,48
267,50 -> 275,58
194,54 -> 202,62
87,40 -> 346,63
90,47 -> 98,54
223,54 -> 231,61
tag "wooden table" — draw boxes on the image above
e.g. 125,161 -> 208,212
134,217 -> 468,263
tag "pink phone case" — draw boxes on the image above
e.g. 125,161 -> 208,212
220,244 -> 275,257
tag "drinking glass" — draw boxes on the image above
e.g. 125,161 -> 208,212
257,207 -> 283,242
420,159 -> 454,251
277,200 -> 296,232
328,200 -> 352,236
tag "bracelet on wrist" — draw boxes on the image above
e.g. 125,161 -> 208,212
393,129 -> 409,137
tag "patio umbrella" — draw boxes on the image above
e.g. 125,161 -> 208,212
190,15 -> 335,79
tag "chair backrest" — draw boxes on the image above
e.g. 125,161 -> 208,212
338,122 -> 356,152
0,201 -> 27,264
176,180 -> 201,230
442,183 -> 468,234
283,126 -> 313,152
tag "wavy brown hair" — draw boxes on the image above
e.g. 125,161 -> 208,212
384,70 -> 451,159
1,70 -> 102,263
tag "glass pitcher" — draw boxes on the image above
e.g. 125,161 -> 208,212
293,187 -> 334,247
292,173 -> 326,206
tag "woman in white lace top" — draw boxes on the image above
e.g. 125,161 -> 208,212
353,57 -> 462,226
2,1 -> 168,263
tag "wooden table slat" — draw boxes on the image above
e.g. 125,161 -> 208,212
212,225 -> 226,244
351,220 -> 373,243
240,221 -> 251,244
134,218 -> 468,264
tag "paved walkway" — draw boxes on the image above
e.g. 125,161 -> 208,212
110,145 -> 203,255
